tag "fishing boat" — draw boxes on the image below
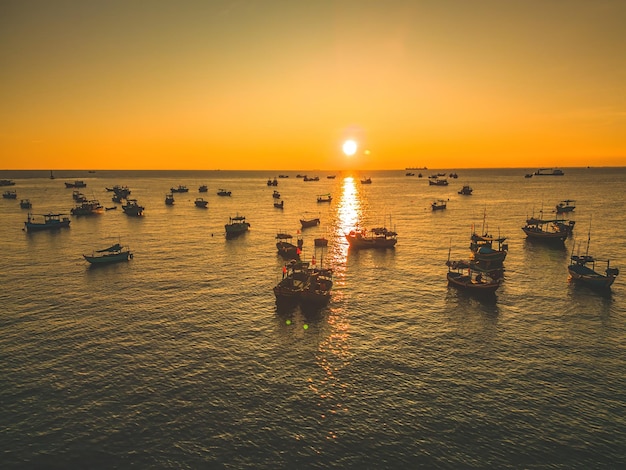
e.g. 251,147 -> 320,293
317,193 -> 332,203
105,206 -> 117,211
300,263 -> 333,306
556,199 -> 576,213
524,173 -> 533,178
279,175 -> 289,178
274,260 -> 311,302
165,193 -> 175,205
458,185 -> 473,195
534,168 -> 564,176
83,243 -> 133,265
20,199 -> 32,209
267,178 -> 278,186
225,215 -> 250,238
194,197 -> 208,208
217,189 -> 232,196
522,211 -> 575,242
568,224 -> 619,289
327,175 -> 336,179
428,178 -> 448,186
198,184 -> 208,193
406,172 -> 415,176
272,190 -> 281,199
345,226 -> 397,249
70,199 -> 103,216
431,199 -> 447,211
24,212 -> 71,232
446,261 -> 503,293
470,233 -> 508,264
3,190 -> 17,199
274,200 -> 284,209
64,180 -> 87,188
300,217 -> 320,228
303,175 -> 320,181
72,190 -> 87,202
122,199 -> 145,216
276,233 -> 302,260
360,177 -> 372,184
170,185 -> 189,193
106,185 -> 131,198
0,179 -> 16,186
274,259 -> 333,306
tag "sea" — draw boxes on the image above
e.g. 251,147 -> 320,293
1,168 -> 625,469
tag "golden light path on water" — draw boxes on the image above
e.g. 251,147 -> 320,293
308,176 -> 363,438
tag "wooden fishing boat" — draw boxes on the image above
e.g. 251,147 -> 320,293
360,177 -> 372,184
556,199 -> 576,213
470,233 -> 508,264
568,224 -> 619,289
267,177 -> 278,186
225,215 -> 250,238
70,199 -> 103,216
24,212 -> 70,232
20,199 -> 32,209
64,180 -> 87,188
274,259 -> 333,306
274,200 -> 284,209
3,190 -> 17,199
83,243 -> 132,265
0,179 -> 16,186
272,190 -> 281,199
194,197 -> 208,208
317,193 -> 332,203
170,185 -> 189,193
345,226 -> 397,249
276,233 -> 302,260
429,178 -> 448,186
198,185 -> 208,193
446,257 -> 503,293
300,217 -> 320,228
217,189 -> 232,196
522,211 -> 575,242
122,199 -> 144,216
458,185 -> 473,195
431,199 -> 447,211
165,193 -> 175,205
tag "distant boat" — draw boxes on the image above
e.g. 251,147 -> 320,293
317,193 -> 332,203
194,197 -> 208,208
198,185 -> 208,193
534,168 -> 564,176
431,199 -> 447,211
304,176 -> 320,182
272,190 -> 281,199
556,199 -> 576,213
267,177 -> 278,186
20,199 -> 32,209
165,193 -> 175,205
70,199 -> 103,216
279,175 -> 289,178
360,177 -> 372,184
83,243 -> 132,265
345,226 -> 397,249
105,206 -> 117,211
24,212 -> 70,232
170,185 -> 189,193
524,173 -> 533,178
405,172 -> 415,176
327,175 -> 336,179
0,179 -> 16,186
64,180 -> 86,188
274,200 -> 284,209
429,178 -> 448,186
225,215 -> 250,238
122,199 -> 145,216
2,190 -> 17,199
217,189 -> 232,196
458,185 -> 473,195
300,217 -> 320,228
274,259 -> 333,307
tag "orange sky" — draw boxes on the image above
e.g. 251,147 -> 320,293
1,1 -> 625,170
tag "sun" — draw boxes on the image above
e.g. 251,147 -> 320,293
342,139 -> 358,156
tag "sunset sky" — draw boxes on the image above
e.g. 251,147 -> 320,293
1,1 -> 625,170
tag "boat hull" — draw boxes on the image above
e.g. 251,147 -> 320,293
568,265 -> 617,289
25,220 -> 71,232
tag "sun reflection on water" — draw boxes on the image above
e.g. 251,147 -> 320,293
333,176 -> 362,264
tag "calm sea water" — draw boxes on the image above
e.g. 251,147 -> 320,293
1,168 -> 625,469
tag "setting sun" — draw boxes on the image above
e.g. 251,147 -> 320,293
342,140 -> 358,157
